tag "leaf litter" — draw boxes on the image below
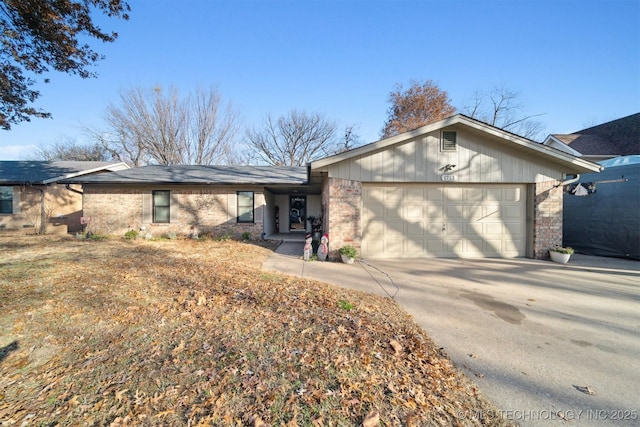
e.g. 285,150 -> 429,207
0,235 -> 511,426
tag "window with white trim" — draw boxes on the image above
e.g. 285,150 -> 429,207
0,186 -> 13,214
237,191 -> 254,223
153,190 -> 170,223
441,131 -> 457,151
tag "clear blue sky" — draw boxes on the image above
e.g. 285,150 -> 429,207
1,0 -> 639,160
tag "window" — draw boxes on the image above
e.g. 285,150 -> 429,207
153,190 -> 170,223
0,186 -> 13,214
237,191 -> 254,223
441,131 -> 457,151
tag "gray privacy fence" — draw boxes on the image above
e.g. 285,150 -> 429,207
563,156 -> 640,260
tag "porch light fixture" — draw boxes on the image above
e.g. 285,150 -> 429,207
442,164 -> 456,172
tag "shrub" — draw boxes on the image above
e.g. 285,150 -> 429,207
241,231 -> 251,241
124,230 -> 139,240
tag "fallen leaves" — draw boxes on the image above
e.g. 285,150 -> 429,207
0,235 -> 511,426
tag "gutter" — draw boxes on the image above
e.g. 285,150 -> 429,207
554,174 -> 581,188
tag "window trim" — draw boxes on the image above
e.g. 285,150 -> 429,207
0,186 -> 13,214
152,190 -> 171,223
441,130 -> 458,151
237,191 -> 254,223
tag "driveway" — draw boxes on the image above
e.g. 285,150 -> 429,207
263,244 -> 640,426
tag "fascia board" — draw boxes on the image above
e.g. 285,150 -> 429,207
42,162 -> 130,184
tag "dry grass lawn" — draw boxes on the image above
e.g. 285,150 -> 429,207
0,234 -> 509,426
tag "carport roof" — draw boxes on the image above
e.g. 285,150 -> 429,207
311,114 -> 603,174
62,165 -> 309,185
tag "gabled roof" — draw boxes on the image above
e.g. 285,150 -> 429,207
0,161 -> 130,185
546,112 -> 640,156
312,114 -> 602,173
62,165 -> 308,185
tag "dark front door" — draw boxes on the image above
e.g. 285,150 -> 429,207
289,195 -> 306,231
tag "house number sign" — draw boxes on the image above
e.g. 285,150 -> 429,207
441,174 -> 457,182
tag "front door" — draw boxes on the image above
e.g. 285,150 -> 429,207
289,195 -> 306,231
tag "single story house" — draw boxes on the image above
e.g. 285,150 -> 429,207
64,115 -> 602,259
0,161 -> 129,234
542,112 -> 639,162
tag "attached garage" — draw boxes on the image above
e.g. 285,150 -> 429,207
313,115 -> 603,260
361,183 -> 526,258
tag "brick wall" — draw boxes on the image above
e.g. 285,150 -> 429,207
324,177 -> 362,260
83,187 -> 262,239
532,180 -> 563,259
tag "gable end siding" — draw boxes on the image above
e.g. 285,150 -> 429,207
327,129 -> 564,183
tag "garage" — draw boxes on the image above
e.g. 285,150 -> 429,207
361,183 -> 526,258
312,115 -> 603,260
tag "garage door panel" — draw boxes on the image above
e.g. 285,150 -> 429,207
406,188 -> 424,201
362,184 -> 526,258
502,205 -> 522,219
485,188 -> 504,201
446,206 -> 464,219
406,221 -> 424,236
405,205 -> 423,219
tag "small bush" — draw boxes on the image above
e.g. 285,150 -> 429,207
241,231 -> 251,241
124,230 -> 139,240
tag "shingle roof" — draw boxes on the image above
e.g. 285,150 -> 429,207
551,113 -> 640,156
0,161 -> 126,184
62,165 -> 309,185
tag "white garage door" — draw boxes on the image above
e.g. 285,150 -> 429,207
361,184 -> 526,258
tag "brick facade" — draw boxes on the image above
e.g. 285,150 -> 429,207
83,187 -> 262,239
532,180 -> 563,259
323,177 -> 362,260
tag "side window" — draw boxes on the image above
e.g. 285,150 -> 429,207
0,186 -> 13,214
237,191 -> 254,223
153,190 -> 170,223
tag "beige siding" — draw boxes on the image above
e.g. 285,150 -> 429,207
328,128 -> 564,183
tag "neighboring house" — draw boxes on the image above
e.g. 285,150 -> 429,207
64,115 -> 601,259
543,112 -> 640,162
0,161 -> 129,234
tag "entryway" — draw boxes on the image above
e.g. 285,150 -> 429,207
289,195 -> 306,231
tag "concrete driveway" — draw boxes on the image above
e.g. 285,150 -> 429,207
263,244 -> 640,426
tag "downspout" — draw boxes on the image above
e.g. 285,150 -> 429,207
65,184 -> 83,195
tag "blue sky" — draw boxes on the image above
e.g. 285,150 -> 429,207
1,0 -> 639,160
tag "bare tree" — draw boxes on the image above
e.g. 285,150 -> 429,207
35,137 -> 113,161
95,85 -> 239,165
245,110 -> 338,166
462,86 -> 545,140
381,80 -> 456,138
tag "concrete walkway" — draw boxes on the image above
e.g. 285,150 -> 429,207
263,242 -> 640,426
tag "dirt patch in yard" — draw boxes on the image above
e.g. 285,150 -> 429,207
0,234 -> 510,426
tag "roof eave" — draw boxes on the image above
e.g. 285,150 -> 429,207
42,162 -> 130,184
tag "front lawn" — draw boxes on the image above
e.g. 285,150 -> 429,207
0,235 -> 508,426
